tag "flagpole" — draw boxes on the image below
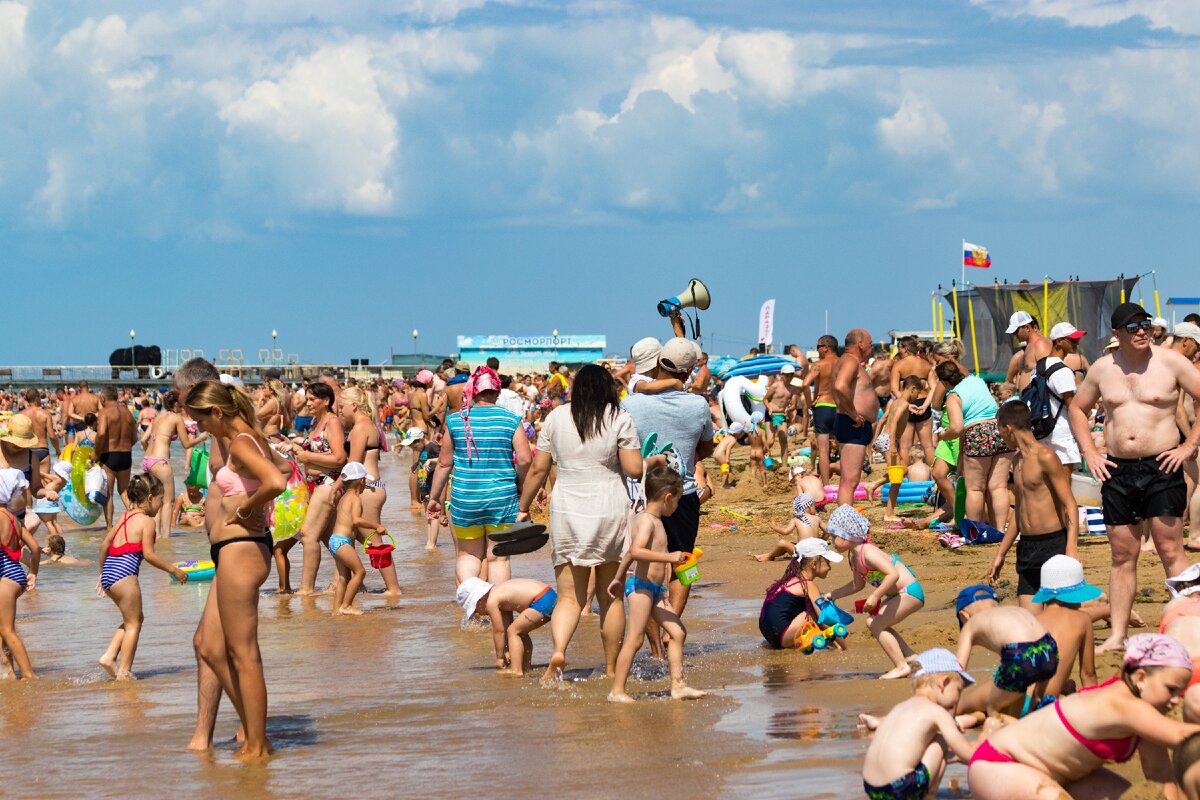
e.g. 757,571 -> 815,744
961,238 -> 966,301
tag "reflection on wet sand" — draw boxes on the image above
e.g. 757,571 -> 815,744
0,449 -> 925,799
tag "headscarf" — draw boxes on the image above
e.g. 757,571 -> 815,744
460,366 -> 502,459
1124,633 -> 1193,672
793,493 -> 815,524
827,504 -> 870,543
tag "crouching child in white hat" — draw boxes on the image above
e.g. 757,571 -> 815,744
456,575 -> 556,676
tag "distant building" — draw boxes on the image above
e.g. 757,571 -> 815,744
456,335 -> 606,372
389,353 -> 454,370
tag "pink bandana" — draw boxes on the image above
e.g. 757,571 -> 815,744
1124,633 -> 1193,672
460,367 -> 502,458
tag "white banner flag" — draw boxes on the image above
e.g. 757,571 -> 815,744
758,299 -> 776,346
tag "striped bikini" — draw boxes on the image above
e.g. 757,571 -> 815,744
101,511 -> 144,591
0,510 -> 27,589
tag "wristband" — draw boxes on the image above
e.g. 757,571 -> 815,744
236,505 -> 251,520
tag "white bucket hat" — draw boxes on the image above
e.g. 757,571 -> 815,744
455,577 -> 493,623
793,537 -> 843,563
913,648 -> 975,684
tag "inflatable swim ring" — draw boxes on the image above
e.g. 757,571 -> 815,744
61,443 -> 102,526
172,559 -> 215,582
719,375 -> 769,428
824,484 -> 869,501
879,480 -> 936,504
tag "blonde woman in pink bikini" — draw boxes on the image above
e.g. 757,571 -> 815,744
139,390 -> 207,537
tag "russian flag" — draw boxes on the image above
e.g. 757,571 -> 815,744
963,241 -> 991,268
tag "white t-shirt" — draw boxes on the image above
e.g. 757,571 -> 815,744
627,373 -> 652,392
1041,357 -> 1079,465
497,388 -> 526,419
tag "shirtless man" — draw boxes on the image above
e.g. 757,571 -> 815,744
764,371 -> 792,462
832,329 -> 880,506
869,344 -> 893,414
318,368 -> 342,407
890,336 -> 935,467
1005,311 -> 1053,392
800,335 -> 839,487
784,344 -> 811,436
1068,302 -> 1200,652
689,352 -> 712,396
68,380 -> 101,434
1171,323 -> 1200,550
991,401 -> 1078,609
94,386 -> 137,527
444,361 -> 471,415
21,389 -> 58,482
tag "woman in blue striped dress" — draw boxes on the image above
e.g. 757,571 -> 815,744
427,367 -> 532,585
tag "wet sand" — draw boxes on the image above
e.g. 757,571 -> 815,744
0,448 -> 1176,798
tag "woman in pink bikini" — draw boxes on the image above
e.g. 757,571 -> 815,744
184,380 -> 285,762
139,390 -> 206,537
968,633 -> 1200,798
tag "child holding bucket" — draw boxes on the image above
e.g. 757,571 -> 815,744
328,462 -> 382,616
823,505 -> 925,679
759,537 -> 844,649
608,465 -> 707,703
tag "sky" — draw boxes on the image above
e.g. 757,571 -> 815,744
3,0 -> 1200,365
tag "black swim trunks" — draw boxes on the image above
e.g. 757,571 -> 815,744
812,405 -> 837,435
1016,529 -> 1067,596
908,405 -> 932,423
662,492 -> 701,565
98,451 -> 133,472
1102,455 -> 1186,526
834,413 -> 872,447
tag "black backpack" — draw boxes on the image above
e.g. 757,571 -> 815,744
1019,358 -> 1069,440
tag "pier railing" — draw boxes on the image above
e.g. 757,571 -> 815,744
0,364 -> 412,387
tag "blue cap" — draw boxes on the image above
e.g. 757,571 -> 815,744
955,584 -> 998,627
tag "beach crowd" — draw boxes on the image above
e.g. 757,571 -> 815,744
4,303 -> 1200,798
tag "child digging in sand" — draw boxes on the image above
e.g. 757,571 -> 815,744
608,465 -> 706,703
754,493 -> 823,562
954,584 -> 1059,716
96,473 -> 188,680
456,576 -> 555,675
823,505 -> 925,679
759,537 -> 843,649
860,648 -> 978,800
328,461 -> 381,616
1031,555 -> 1101,707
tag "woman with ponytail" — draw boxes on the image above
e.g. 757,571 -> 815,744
184,379 -> 286,762
340,386 -> 399,596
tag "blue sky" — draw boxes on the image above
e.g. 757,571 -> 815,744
3,0 -> 1199,365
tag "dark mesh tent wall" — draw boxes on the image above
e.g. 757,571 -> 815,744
944,278 -> 1140,375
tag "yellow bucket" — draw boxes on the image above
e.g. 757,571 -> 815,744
674,547 -> 704,586
887,465 -> 906,486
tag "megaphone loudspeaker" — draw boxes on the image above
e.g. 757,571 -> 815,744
657,278 -> 711,318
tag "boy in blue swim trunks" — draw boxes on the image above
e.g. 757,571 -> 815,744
861,648 -> 979,800
456,576 -> 555,675
954,584 -> 1059,717
608,465 -> 707,703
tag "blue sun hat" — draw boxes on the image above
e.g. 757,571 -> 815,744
827,504 -> 870,542
1030,555 -> 1103,605
913,648 -> 975,684
955,584 -> 998,628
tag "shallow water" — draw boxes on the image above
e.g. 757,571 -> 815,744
1,448 -> 970,798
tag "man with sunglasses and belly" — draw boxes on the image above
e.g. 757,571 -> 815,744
1069,302 -> 1200,654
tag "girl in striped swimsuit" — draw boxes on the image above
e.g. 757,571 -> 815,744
1,503 -> 40,679
96,473 -> 188,680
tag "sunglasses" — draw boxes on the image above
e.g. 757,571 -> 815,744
1121,320 -> 1153,334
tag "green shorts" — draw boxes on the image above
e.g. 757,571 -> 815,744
934,437 -> 960,467
771,413 -> 786,427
